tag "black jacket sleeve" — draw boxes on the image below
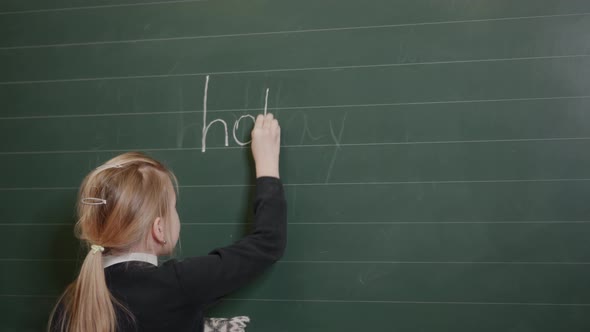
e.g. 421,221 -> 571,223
171,177 -> 287,305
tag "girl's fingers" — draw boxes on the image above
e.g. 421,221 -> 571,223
255,114 -> 264,128
263,113 -> 274,128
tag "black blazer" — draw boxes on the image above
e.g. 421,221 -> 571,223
52,177 -> 287,332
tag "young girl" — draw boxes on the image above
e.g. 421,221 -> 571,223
49,114 -> 286,332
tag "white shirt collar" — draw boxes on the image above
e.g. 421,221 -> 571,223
103,252 -> 158,268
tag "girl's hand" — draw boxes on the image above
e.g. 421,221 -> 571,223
251,113 -> 281,178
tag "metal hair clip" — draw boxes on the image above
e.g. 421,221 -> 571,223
81,197 -> 107,205
95,163 -> 123,172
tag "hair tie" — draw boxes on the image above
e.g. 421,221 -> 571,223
90,244 -> 105,254
81,197 -> 107,205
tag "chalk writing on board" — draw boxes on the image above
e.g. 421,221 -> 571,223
201,75 -> 270,152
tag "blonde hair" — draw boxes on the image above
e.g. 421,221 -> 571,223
48,152 -> 178,332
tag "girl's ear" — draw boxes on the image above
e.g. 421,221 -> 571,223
151,217 -> 166,244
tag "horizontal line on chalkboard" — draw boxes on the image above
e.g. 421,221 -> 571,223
2,95 -> 589,121
0,258 -> 76,262
279,260 -> 590,265
1,293 -> 589,307
0,294 -> 57,298
182,220 -> 590,225
1,136 -> 590,156
1,12 -> 588,49
2,178 -> 590,191
225,298 -> 590,307
0,0 -> 206,15
1,258 -> 589,266
3,220 -> 590,227
0,53 -> 588,85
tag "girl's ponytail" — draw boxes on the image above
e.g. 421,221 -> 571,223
49,244 -> 125,332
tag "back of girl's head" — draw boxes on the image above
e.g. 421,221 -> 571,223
49,152 -> 178,332
77,152 -> 178,253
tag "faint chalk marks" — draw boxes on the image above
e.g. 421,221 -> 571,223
358,264 -> 393,286
325,113 -> 347,183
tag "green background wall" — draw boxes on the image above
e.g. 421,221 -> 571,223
1,1 -> 590,330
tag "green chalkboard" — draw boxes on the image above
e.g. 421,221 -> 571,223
1,0 -> 590,330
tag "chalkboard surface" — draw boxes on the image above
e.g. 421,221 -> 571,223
1,0 -> 590,330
